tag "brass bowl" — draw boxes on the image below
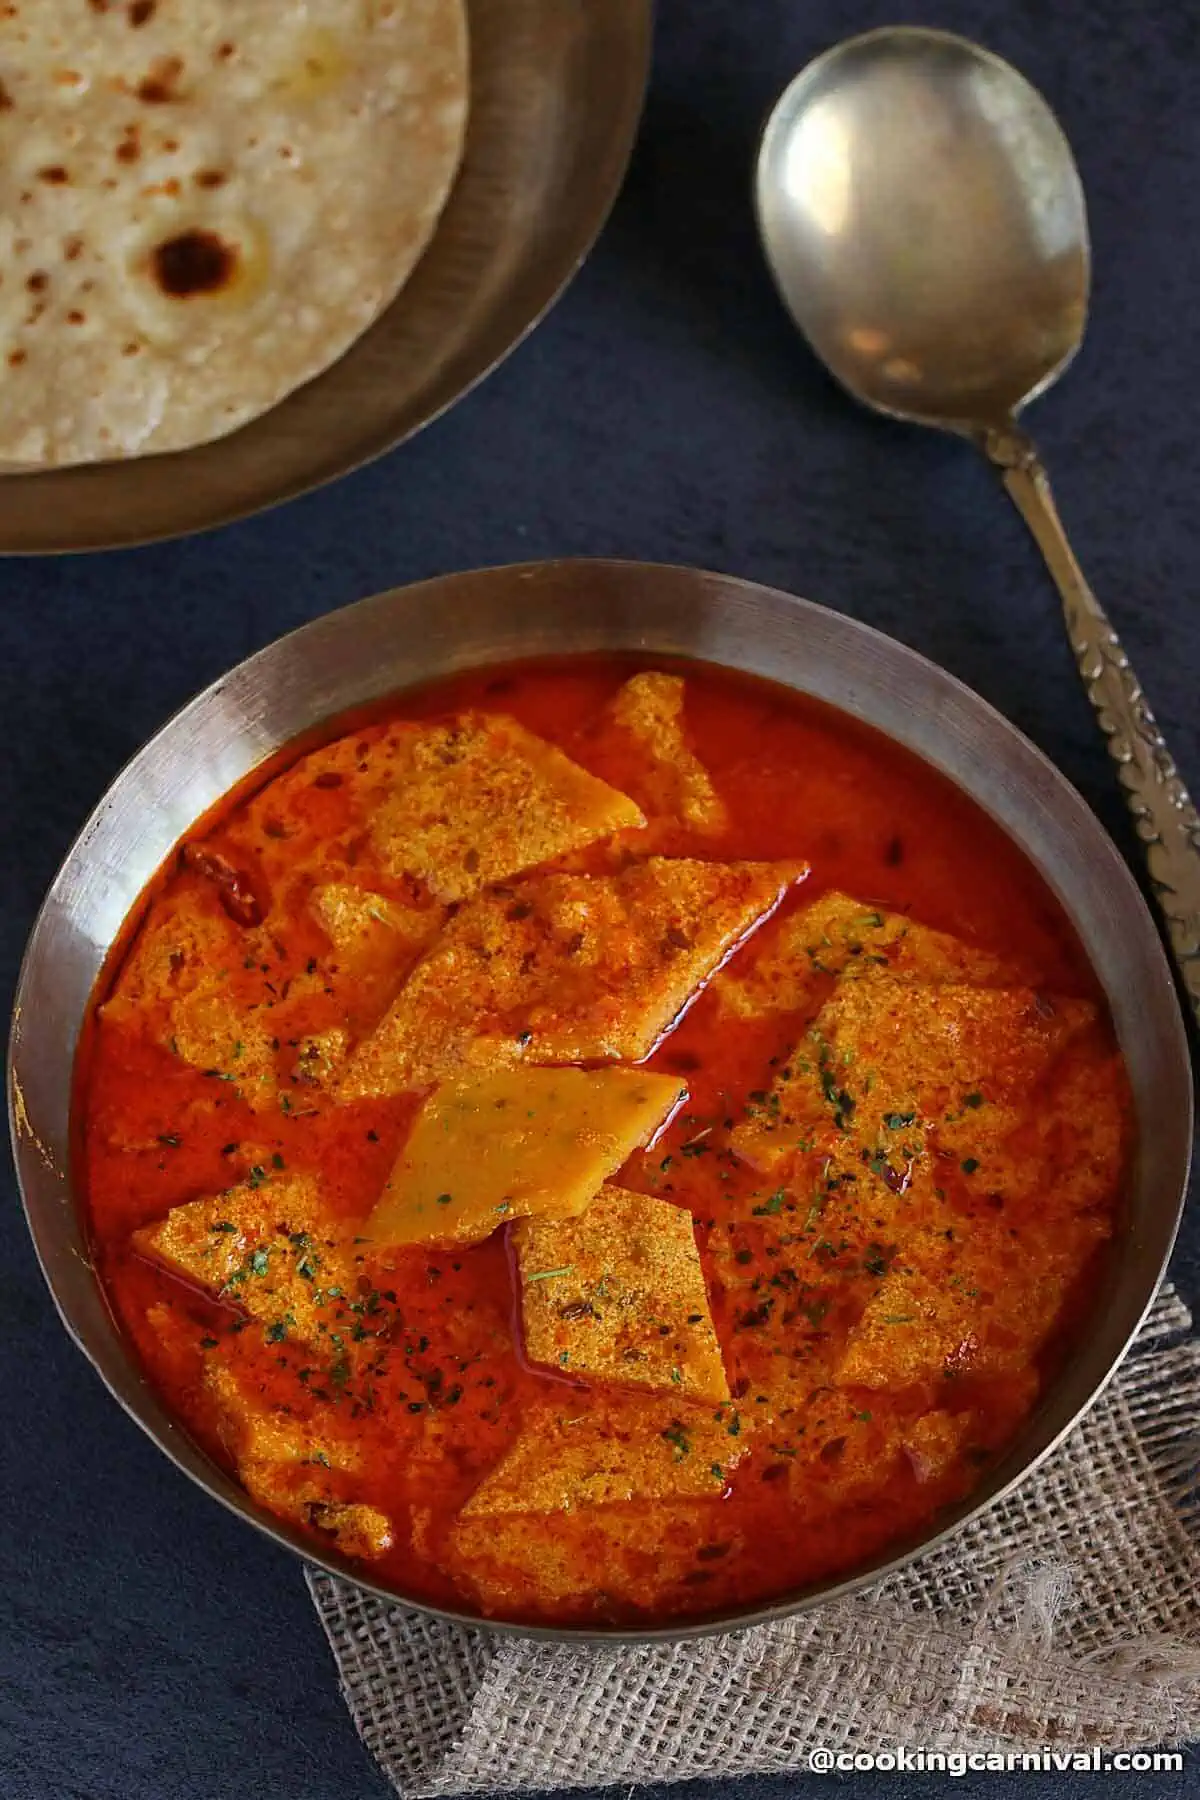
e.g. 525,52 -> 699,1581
10,559 -> 1192,1640
0,1 -> 651,554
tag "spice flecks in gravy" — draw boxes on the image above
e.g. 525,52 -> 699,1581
76,657 -> 1130,1626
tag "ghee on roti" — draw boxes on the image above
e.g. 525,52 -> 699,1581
0,0 -> 468,465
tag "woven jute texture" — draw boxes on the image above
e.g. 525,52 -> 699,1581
308,1285 -> 1200,1797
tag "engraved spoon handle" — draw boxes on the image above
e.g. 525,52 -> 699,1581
982,423 -> 1200,1029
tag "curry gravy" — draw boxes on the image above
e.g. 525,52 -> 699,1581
77,657 -> 1129,1625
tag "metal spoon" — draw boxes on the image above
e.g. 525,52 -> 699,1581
756,24 -> 1200,1025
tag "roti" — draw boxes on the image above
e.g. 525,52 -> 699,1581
0,0 -> 468,466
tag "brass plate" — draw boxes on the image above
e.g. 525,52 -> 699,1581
0,1 -> 651,555
10,559 -> 1192,1641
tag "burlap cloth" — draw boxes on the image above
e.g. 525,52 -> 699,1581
308,1284 -> 1200,1795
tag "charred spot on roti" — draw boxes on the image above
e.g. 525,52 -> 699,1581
136,56 -> 185,104
151,231 -> 238,298
38,165 -> 69,184
128,0 -> 157,24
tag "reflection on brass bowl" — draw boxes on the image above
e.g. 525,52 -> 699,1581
9,559 -> 1192,1640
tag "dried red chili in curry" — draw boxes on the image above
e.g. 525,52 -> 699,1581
76,656 -> 1130,1625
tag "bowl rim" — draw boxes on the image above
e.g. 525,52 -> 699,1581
9,555 -> 1193,1641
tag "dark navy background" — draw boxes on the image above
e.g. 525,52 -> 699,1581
3,1 -> 1197,1795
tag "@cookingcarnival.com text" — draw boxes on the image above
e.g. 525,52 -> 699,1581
805,1747 -> 1185,1775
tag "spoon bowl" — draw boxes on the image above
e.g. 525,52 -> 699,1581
756,27 -> 1090,431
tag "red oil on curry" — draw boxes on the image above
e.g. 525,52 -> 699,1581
76,656 -> 1129,1625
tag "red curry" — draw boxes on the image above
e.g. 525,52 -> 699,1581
77,656 -> 1130,1625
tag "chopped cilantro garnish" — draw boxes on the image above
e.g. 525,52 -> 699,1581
662,1422 -> 691,1460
